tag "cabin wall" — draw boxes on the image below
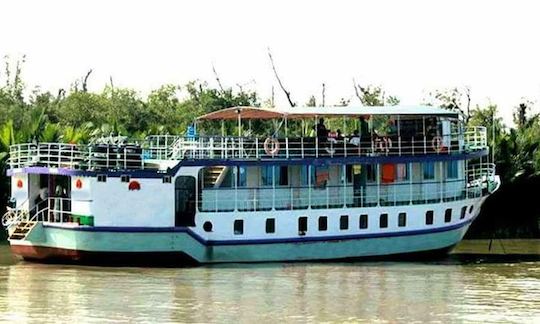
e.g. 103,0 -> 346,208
89,177 -> 174,227
11,173 -> 28,208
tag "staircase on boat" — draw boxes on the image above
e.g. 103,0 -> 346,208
203,166 -> 227,188
8,221 -> 37,240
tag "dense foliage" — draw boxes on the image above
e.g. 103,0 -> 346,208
0,59 -> 538,238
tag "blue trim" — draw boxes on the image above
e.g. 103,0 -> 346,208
7,149 -> 488,177
178,149 -> 488,167
42,217 -> 473,246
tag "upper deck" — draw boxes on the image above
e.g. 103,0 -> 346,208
6,105 -> 489,172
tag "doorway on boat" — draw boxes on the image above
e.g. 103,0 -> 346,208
175,176 -> 196,227
28,174 -> 71,222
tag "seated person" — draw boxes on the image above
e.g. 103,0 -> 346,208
349,130 -> 360,146
336,129 -> 344,140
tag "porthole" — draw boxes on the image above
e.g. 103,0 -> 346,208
234,219 -> 243,235
97,174 -> 107,182
163,176 -> 172,183
359,214 -> 368,229
121,175 -> 131,183
398,212 -> 406,227
318,216 -> 328,231
469,205 -> 474,214
379,213 -> 388,228
445,209 -> 452,223
426,210 -> 434,225
203,221 -> 213,232
298,217 -> 308,235
266,218 -> 275,233
340,215 -> 349,230
460,206 -> 467,219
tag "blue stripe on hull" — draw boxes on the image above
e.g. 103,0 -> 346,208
16,221 -> 471,263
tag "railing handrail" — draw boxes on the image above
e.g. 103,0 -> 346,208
7,127 -> 489,171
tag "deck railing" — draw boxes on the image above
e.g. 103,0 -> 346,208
198,164 -> 496,213
8,127 -> 488,171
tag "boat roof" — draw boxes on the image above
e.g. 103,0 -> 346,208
197,105 -> 459,121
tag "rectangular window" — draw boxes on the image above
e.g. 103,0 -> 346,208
97,174 -> 107,182
447,161 -> 458,179
426,210 -> 434,225
423,163 -> 435,180
396,164 -> 409,181
298,217 -> 308,235
359,214 -> 368,229
340,215 -> 349,230
266,218 -> 275,233
445,209 -> 452,223
279,166 -> 288,186
318,216 -> 328,231
380,213 -> 388,228
398,212 -> 406,227
163,176 -> 172,183
460,206 -> 467,219
261,165 -> 273,186
300,166 -> 309,186
237,167 -> 247,187
120,175 -> 130,183
234,219 -> 244,235
366,165 -> 377,182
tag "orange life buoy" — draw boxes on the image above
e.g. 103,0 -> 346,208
264,138 -> 280,156
432,136 -> 443,153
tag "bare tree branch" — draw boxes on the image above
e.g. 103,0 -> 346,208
268,48 -> 295,107
82,69 -> 93,92
352,78 -> 362,103
212,64 -> 225,93
109,76 -> 114,90
465,86 -> 471,123
322,83 -> 326,107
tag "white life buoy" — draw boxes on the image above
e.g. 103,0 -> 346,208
264,138 -> 280,156
432,136 -> 443,153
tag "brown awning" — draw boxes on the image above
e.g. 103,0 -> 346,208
197,106 -> 284,121
197,105 -> 459,121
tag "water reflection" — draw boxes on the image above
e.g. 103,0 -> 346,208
0,248 -> 538,323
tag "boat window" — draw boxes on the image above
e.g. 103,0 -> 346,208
460,206 -> 467,219
380,213 -> 388,228
298,217 -> 308,235
340,215 -> 349,230
121,175 -> 130,183
426,210 -> 434,225
203,221 -> 213,232
423,163 -> 435,180
97,174 -> 107,182
318,216 -> 328,231
266,218 -> 275,233
445,209 -> 452,223
396,164 -> 409,181
366,165 -> 377,182
398,212 -> 406,227
261,166 -> 273,186
278,166 -> 288,186
469,205 -> 474,214
237,167 -> 247,187
163,175 -> 172,183
234,219 -> 244,235
359,214 -> 368,229
447,161 -> 458,179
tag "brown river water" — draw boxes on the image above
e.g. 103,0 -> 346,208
0,245 -> 539,323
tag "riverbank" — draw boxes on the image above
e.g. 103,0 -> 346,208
453,239 -> 540,255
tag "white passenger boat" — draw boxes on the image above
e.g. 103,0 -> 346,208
2,105 -> 500,264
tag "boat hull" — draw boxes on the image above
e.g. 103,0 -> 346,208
9,221 -> 471,264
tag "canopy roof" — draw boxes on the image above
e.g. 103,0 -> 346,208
197,105 -> 459,121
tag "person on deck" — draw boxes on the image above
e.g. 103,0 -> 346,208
315,118 -> 328,141
349,130 -> 360,146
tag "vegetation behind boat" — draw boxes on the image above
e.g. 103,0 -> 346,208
0,57 -> 539,240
